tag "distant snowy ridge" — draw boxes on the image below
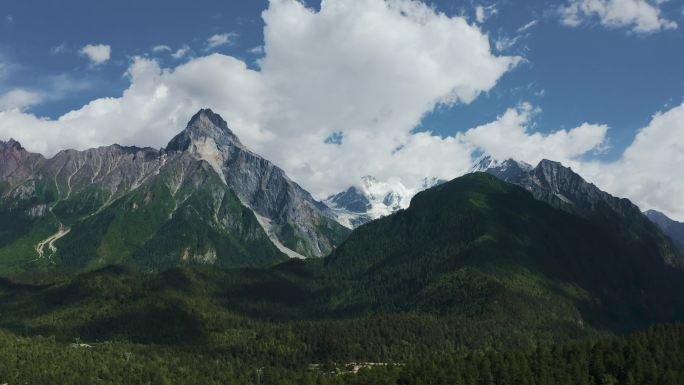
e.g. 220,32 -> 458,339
324,175 -> 445,228
323,154 -> 531,229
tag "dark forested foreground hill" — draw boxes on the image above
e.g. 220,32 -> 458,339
0,173 -> 683,383
324,173 -> 684,332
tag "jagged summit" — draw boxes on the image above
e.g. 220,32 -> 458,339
0,138 -> 24,151
0,138 -> 46,182
189,108 -> 229,129
165,109 -> 350,257
470,155 -> 527,171
0,109 -> 350,279
166,108 -> 243,152
482,157 -> 639,218
474,156 -> 532,183
645,209 -> 684,252
481,157 -> 683,266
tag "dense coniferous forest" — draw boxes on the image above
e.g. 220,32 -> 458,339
0,323 -> 682,384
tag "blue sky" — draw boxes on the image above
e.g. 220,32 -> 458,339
2,0 -> 683,160
0,0 -> 683,219
0,0 -> 269,115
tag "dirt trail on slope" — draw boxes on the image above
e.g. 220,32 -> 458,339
35,225 -> 70,259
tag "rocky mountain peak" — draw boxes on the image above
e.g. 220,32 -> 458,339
188,108 -> 235,135
533,158 -> 575,178
326,186 -> 371,214
483,156 -> 641,220
527,159 -> 583,192
166,108 -> 243,153
519,159 -> 634,216
470,154 -> 496,172
482,158 -> 683,266
165,109 -> 350,257
645,209 -> 669,222
0,138 -> 26,153
0,138 -> 46,181
472,155 -> 531,171
645,209 -> 684,252
0,109 -> 350,272
421,176 -> 446,189
481,157 -> 532,183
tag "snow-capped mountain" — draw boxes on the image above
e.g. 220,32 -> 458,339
469,155 -> 533,182
324,155 -> 535,229
324,154 -> 538,229
324,176 -> 445,228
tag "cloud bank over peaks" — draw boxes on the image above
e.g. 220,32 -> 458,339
0,0 -> 518,195
459,103 -> 610,166
0,89 -> 43,111
576,101 -> 684,221
0,0 -> 679,220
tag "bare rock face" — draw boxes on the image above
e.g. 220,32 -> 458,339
44,145 -> 166,206
0,139 -> 46,188
472,156 -> 532,183
484,158 -> 644,219
521,160 -> 640,219
485,158 -> 683,266
0,109 -> 349,279
645,210 -> 684,253
167,109 -> 349,257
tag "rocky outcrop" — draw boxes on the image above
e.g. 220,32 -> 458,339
485,158 -> 683,266
167,109 -> 349,257
520,160 -> 639,219
645,210 -> 684,252
0,109 -> 350,279
0,139 -> 46,189
472,155 -> 532,183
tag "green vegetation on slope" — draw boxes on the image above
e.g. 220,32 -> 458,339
0,172 -> 683,383
0,159 -> 288,280
323,173 -> 684,332
1,173 -> 682,348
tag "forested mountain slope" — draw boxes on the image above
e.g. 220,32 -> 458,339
1,173 -> 682,352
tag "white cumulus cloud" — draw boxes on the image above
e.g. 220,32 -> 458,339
249,45 -> 265,54
3,0 -> 679,220
152,45 -> 172,53
171,45 -> 190,59
560,0 -> 677,33
576,102 -> 684,221
80,44 -> 111,65
206,33 -> 237,49
0,0 -> 519,196
459,103 -> 609,165
458,101 -> 684,221
0,89 -> 43,111
475,5 -> 497,23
